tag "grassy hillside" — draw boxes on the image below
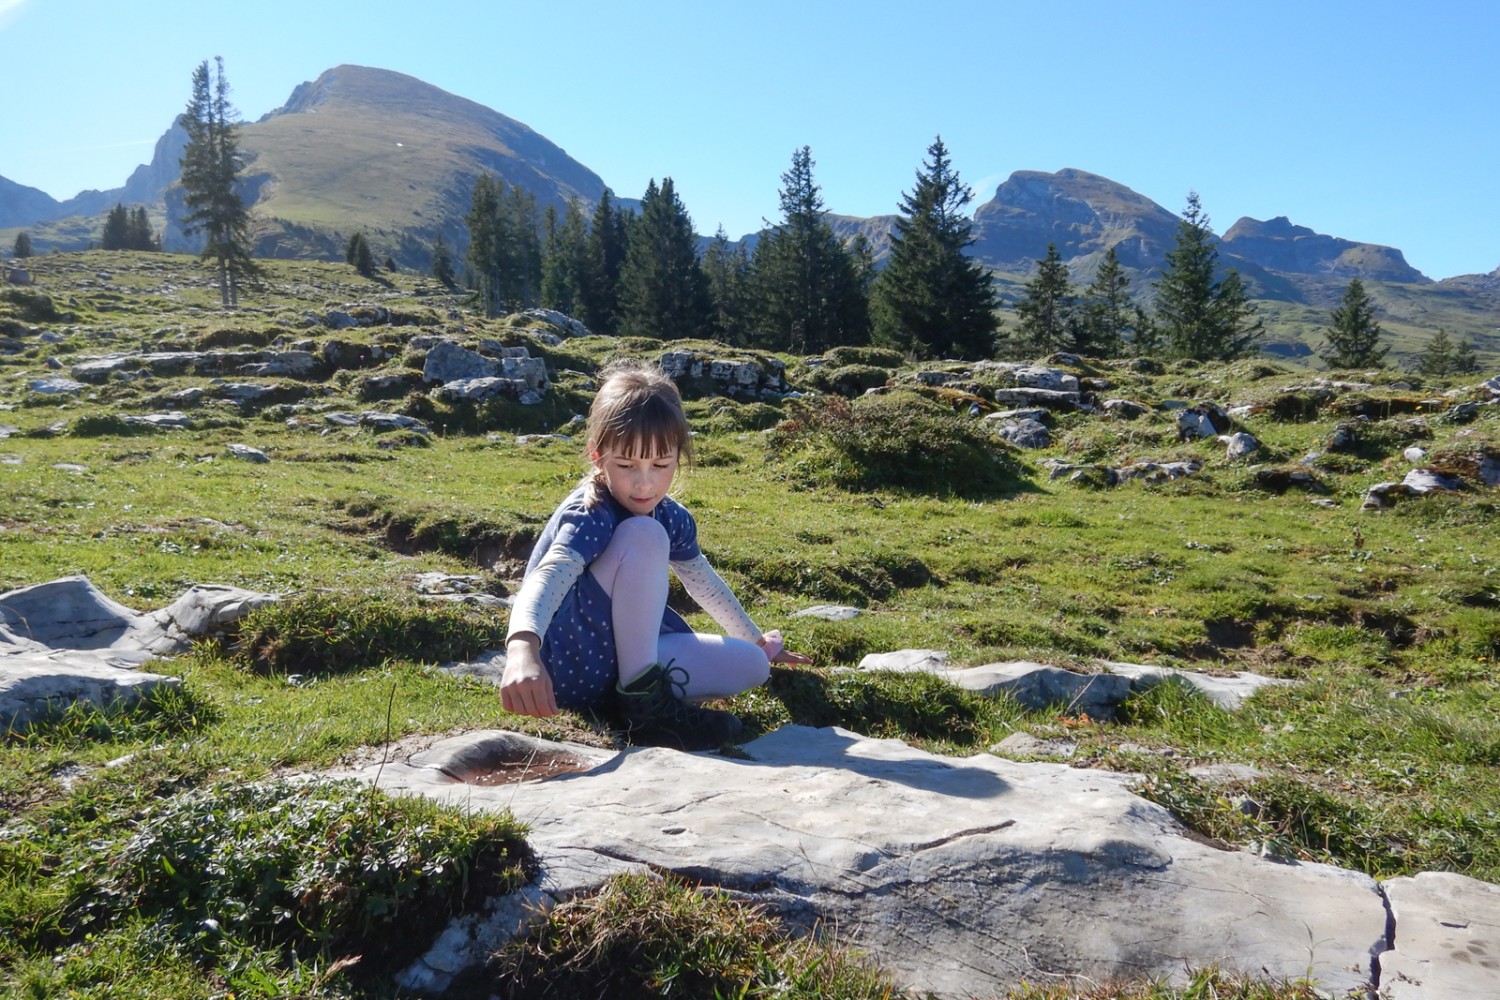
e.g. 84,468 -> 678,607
1,250 -> 1497,998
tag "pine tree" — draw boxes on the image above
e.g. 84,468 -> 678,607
616,177 -> 712,340
1012,243 -> 1076,355
871,136 -> 996,359
1417,328 -> 1456,375
1130,305 -> 1163,356
752,146 -> 869,354
179,57 -> 258,308
581,190 -> 629,335
101,204 -> 131,250
12,232 -> 33,259
128,207 -> 155,250
1322,278 -> 1387,369
1451,337 -> 1480,374
1154,192 -> 1261,360
541,199 -> 590,317
465,174 -> 507,316
703,226 -> 754,345
1075,247 -> 1134,357
346,233 -> 376,277
431,233 -> 455,287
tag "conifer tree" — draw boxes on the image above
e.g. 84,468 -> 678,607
430,233 -> 455,287
12,232 -> 33,258
1075,246 -> 1134,357
581,190 -> 629,335
616,177 -> 712,340
871,136 -> 996,359
541,199 -> 590,317
102,204 -> 131,250
1154,192 -> 1261,360
1451,336 -> 1480,374
464,174 -> 543,315
346,232 -> 376,277
465,174 -> 505,315
703,226 -> 753,345
1322,278 -> 1387,369
1417,328 -> 1456,375
128,207 -> 155,250
1012,243 -> 1076,355
180,57 -> 257,307
752,146 -> 868,354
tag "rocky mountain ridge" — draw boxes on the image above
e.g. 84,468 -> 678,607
3,66 -> 1497,352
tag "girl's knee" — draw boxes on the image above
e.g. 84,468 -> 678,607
612,514 -> 669,554
729,636 -> 771,688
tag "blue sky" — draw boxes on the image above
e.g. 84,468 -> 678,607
2,0 -> 1495,280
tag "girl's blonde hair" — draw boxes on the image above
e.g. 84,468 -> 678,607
583,360 -> 692,504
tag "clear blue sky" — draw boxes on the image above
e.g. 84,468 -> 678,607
2,0 -> 1495,280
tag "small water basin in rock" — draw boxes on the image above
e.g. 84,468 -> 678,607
414,731 -> 602,786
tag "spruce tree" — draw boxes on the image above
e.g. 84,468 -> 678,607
101,204 -> 130,250
1075,246 -> 1133,357
582,190 -> 629,335
128,207 -> 155,250
871,136 -> 996,359
179,57 -> 257,307
12,232 -> 33,259
1417,328 -> 1456,375
1451,337 -> 1480,374
464,174 -> 507,316
346,233 -> 376,277
1154,192 -> 1261,360
1322,278 -> 1387,369
616,178 -> 712,340
752,146 -> 869,354
431,233 -> 455,287
541,199 -> 590,317
703,226 -> 753,345
1012,243 -> 1076,355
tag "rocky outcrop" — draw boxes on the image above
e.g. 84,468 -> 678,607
1,577 -> 275,731
1221,216 -> 1428,284
324,725 -> 1442,999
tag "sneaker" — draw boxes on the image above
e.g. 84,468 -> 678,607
615,662 -> 743,751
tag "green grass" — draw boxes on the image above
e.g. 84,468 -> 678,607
1,249 -> 1498,998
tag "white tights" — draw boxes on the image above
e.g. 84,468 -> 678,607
587,515 -> 770,699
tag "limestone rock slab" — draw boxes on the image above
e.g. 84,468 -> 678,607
336,726 -> 1387,999
1379,872 -> 1500,1000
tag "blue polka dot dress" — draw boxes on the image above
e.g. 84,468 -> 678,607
518,486 -> 698,711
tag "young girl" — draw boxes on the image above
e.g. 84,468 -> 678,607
501,360 -> 809,750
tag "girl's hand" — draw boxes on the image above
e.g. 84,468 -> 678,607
758,630 -> 812,666
501,634 -> 558,718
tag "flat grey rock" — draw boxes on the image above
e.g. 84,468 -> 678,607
330,726 -> 1390,999
857,648 -> 950,672
949,660 -> 1133,718
1,577 -> 276,732
790,604 -> 861,621
1100,660 -> 1293,711
1379,872 -> 1500,999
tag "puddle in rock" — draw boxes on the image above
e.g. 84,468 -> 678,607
437,748 -> 594,786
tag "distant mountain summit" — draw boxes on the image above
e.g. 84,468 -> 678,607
970,168 -> 1183,273
159,64 -> 612,261
1220,216 -> 1427,284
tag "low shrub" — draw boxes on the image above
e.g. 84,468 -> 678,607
765,391 -> 1027,497
483,872 -> 897,999
70,780 -> 531,974
232,590 -> 505,674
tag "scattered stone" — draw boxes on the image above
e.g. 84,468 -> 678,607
422,341 -> 499,384
991,731 -> 1077,758
856,649 -> 950,673
52,463 -> 88,473
1102,398 -> 1150,419
1099,660 -> 1293,711
790,605 -> 861,621
516,308 -> 590,338
946,661 -> 1133,719
360,411 -> 431,434
167,386 -> 205,405
1363,469 -> 1466,510
239,351 -> 319,378
436,376 -> 531,402
227,443 -> 269,463
515,433 -> 568,446
1187,762 -> 1268,785
1115,460 -> 1202,482
123,412 -> 191,430
359,372 -> 422,398
217,383 -> 278,405
994,417 -> 1051,449
991,386 -> 1081,410
412,573 -> 485,595
324,412 -> 361,427
1219,431 -> 1260,460
1404,446 -> 1429,463
1177,402 -> 1231,440
28,376 -> 84,395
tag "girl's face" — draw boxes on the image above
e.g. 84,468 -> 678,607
593,446 -> 680,516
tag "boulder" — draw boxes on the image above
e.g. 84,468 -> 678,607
360,411 -> 431,434
124,412 -> 191,430
227,443 -> 269,463
422,341 -> 499,384
1219,431 -> 1260,459
516,308 -> 590,338
994,417 -> 1051,449
1,577 -> 275,731
1102,398 -> 1150,419
1176,402 -> 1230,440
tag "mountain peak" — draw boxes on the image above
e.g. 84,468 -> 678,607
1222,216 -> 1428,284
